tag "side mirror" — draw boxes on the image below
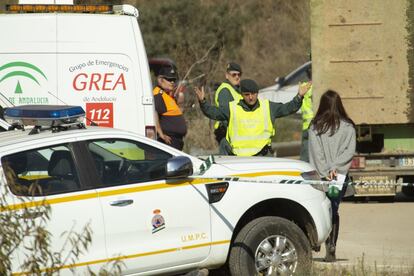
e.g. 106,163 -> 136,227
275,76 -> 285,86
166,156 -> 193,179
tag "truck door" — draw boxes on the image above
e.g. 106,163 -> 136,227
83,138 -> 211,274
1,143 -> 106,274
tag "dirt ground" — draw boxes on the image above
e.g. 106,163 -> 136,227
313,193 -> 414,269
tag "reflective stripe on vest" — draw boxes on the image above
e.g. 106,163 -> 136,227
214,83 -> 242,129
226,99 -> 275,156
301,83 -> 313,130
153,86 -> 182,116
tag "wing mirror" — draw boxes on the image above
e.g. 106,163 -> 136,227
166,156 -> 193,179
275,76 -> 285,86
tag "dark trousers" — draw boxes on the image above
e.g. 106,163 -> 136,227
158,135 -> 184,151
324,178 -> 348,261
254,145 -> 274,156
227,144 -> 273,157
214,125 -> 227,144
300,129 -> 309,162
330,182 -> 348,224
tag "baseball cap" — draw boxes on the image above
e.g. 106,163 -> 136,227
226,62 -> 242,73
158,66 -> 178,80
240,79 -> 259,93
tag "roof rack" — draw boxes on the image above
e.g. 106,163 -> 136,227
6,4 -> 139,17
4,105 -> 86,135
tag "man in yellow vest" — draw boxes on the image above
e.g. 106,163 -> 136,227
300,65 -> 313,162
214,62 -> 243,153
153,67 -> 187,150
195,79 -> 311,156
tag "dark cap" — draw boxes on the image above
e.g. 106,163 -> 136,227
158,66 -> 178,80
226,62 -> 242,73
240,79 -> 259,93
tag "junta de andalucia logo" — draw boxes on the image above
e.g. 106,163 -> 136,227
0,61 -> 47,94
0,61 -> 49,104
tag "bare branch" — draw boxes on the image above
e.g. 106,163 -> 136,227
180,42 -> 217,83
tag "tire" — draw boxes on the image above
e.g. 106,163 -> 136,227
229,216 -> 311,276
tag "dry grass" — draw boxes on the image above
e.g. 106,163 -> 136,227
209,260 -> 414,276
310,260 -> 414,276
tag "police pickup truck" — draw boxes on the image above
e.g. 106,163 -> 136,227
0,105 -> 331,275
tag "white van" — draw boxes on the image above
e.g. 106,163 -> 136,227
0,3 -> 156,137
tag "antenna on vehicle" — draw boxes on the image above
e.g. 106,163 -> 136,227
0,92 -> 16,107
47,91 -> 99,126
0,92 -> 15,130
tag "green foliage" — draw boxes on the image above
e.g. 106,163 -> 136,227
137,0 -> 245,81
139,0 -> 243,52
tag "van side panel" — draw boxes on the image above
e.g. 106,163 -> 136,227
0,14 -> 56,53
0,14 -> 58,106
131,16 -> 155,107
0,13 -> 155,134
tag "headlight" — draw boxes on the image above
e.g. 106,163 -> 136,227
301,170 -> 327,192
301,170 -> 320,180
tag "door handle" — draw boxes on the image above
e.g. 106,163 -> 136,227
16,210 -> 44,219
110,199 -> 134,207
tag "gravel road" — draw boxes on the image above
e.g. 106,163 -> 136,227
313,193 -> 414,269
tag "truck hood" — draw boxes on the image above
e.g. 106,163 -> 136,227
199,155 -> 315,177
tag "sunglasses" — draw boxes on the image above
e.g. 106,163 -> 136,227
163,77 -> 177,83
229,72 -> 241,78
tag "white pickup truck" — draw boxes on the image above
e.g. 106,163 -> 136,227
1,105 -> 331,275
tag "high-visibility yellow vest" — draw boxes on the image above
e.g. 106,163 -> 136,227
214,83 -> 242,129
301,83 -> 313,130
226,99 -> 275,156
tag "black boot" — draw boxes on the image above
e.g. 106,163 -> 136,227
324,237 -> 336,262
324,216 -> 339,262
333,215 -> 340,245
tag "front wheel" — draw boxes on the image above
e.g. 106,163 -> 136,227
229,216 -> 311,276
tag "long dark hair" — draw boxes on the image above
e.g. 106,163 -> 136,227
312,90 -> 354,136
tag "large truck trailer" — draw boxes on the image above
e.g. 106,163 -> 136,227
311,0 -> 414,197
